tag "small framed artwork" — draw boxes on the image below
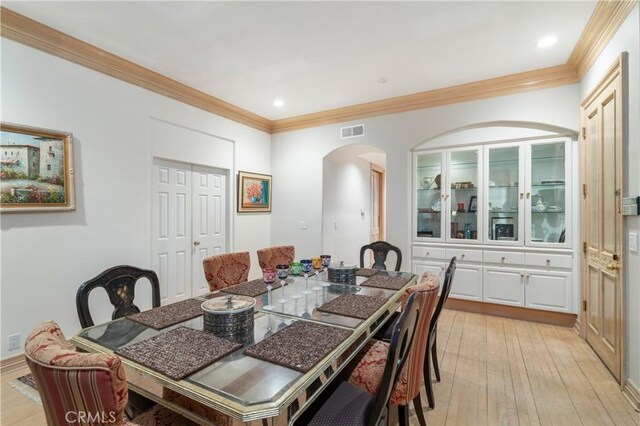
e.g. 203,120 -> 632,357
491,216 -> 515,240
468,195 -> 478,213
1,123 -> 75,212
237,171 -> 272,213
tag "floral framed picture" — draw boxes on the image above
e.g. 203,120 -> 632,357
1,123 -> 75,212
237,171 -> 271,213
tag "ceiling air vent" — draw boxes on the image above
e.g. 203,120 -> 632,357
340,124 -> 365,139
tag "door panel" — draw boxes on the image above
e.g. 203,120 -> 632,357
192,166 -> 226,297
483,267 -> 524,306
449,265 -> 481,301
581,55 -> 625,382
526,271 -> 571,312
152,159 -> 192,304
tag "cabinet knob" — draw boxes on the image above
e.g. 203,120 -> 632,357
520,193 -> 524,200
426,252 -> 430,256
461,254 -> 465,259
546,259 -> 551,266
526,192 -> 531,199
193,240 -> 201,246
501,256 -> 506,262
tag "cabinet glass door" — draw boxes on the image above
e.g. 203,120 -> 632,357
416,152 -> 443,239
529,142 -> 567,244
449,149 -> 479,241
487,146 -> 521,243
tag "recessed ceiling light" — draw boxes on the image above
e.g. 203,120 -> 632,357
378,77 -> 388,84
537,36 -> 557,49
273,99 -> 285,108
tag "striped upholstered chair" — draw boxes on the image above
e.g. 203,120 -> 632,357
345,272 -> 440,426
256,245 -> 295,270
202,251 -> 251,292
24,321 -> 193,426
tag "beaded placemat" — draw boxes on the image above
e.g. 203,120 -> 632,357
316,293 -> 388,320
115,327 -> 241,380
356,268 -> 379,277
360,274 -> 412,291
244,321 -> 351,372
127,298 -> 203,330
221,278 -> 282,297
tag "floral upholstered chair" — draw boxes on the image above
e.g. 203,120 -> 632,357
24,321 -> 193,426
202,251 -> 251,292
256,245 -> 295,270
345,272 -> 440,426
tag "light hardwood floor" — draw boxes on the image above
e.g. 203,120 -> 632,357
2,310 -> 639,426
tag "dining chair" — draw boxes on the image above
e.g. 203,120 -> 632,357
345,272 -> 440,426
76,265 -> 161,329
424,256 -> 457,409
293,291 -> 421,426
24,320 -> 193,426
256,245 -> 295,269
202,251 -> 251,291
359,241 -> 402,271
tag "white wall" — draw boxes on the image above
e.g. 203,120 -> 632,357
322,149 -> 373,266
0,40 -> 271,359
580,4 -> 640,390
271,85 -> 580,264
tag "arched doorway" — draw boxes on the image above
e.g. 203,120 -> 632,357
322,144 -> 387,266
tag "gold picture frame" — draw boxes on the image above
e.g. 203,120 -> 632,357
1,123 -> 76,212
237,171 -> 271,213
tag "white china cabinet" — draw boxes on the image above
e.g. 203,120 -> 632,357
412,137 -> 576,313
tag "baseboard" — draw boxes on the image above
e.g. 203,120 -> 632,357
573,318 -> 581,335
445,298 -> 577,328
623,379 -> 640,412
1,353 -> 26,375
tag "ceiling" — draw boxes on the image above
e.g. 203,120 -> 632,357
4,1 -> 597,121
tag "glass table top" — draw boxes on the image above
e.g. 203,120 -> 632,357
75,269 -> 416,412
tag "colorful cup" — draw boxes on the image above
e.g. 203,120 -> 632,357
300,259 -> 312,273
262,267 -> 276,284
320,255 -> 332,267
276,264 -> 289,280
311,257 -> 322,270
289,262 -> 302,276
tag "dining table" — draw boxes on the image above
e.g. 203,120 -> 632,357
72,269 -> 417,426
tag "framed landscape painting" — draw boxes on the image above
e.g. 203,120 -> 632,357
0,123 -> 75,212
238,171 -> 271,213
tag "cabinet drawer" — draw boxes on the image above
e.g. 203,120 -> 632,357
445,248 -> 482,263
525,253 -> 572,269
483,250 -> 525,265
412,247 -> 446,260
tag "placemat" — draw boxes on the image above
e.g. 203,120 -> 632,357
127,298 -> 203,330
360,274 -> 413,291
221,278 -> 282,297
316,293 -> 388,320
115,327 -> 241,380
244,321 -> 351,372
356,268 -> 379,277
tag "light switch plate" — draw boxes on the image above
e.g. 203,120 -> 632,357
629,233 -> 638,253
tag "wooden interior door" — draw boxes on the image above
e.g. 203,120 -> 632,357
371,166 -> 384,242
580,54 -> 626,382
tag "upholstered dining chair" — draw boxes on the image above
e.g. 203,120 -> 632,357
202,251 -> 251,291
76,265 -> 161,329
423,256 -> 457,409
359,241 -> 402,271
293,291 -> 421,426
256,245 -> 295,270
345,272 -> 440,426
24,320 -> 193,426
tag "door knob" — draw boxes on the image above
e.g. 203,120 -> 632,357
606,261 -> 621,271
193,240 -> 201,246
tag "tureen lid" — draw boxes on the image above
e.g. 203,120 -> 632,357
328,261 -> 356,270
201,295 -> 256,314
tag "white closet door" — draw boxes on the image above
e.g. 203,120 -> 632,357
191,166 -> 226,296
152,159 -> 192,304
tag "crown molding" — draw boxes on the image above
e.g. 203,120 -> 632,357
1,2 -> 634,135
0,7 -> 272,134
568,0 -> 638,78
270,64 -> 579,133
